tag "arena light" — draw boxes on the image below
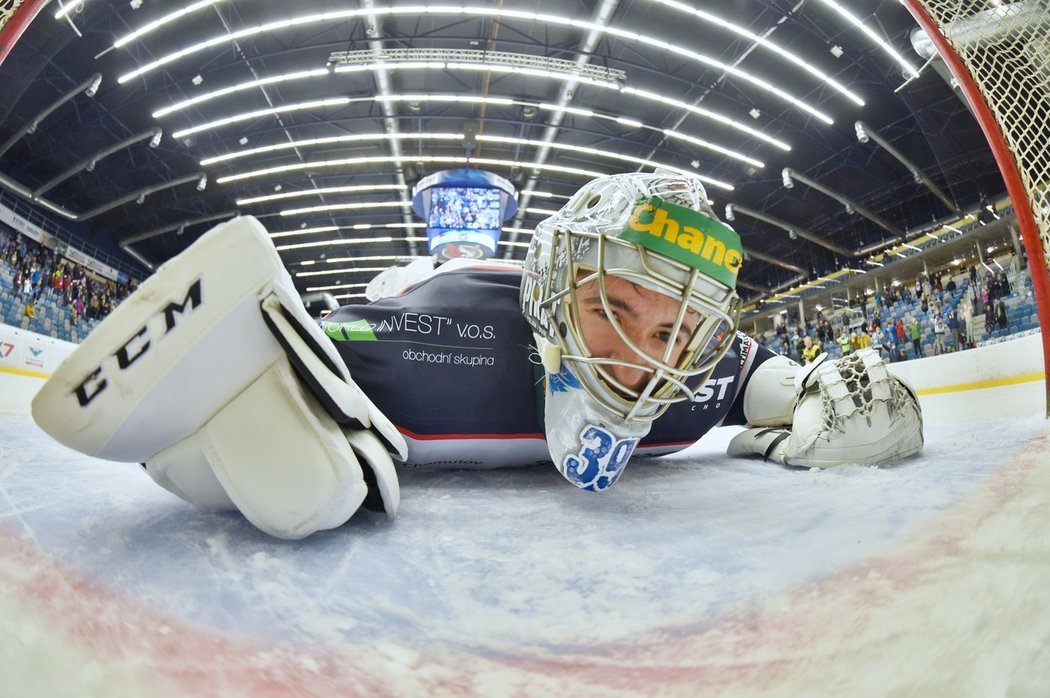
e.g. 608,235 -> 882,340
477,134 -> 736,191
306,283 -> 371,292
641,0 -> 865,106
115,5 -> 834,122
113,0 -> 225,49
237,184 -> 405,206
811,0 -> 921,79
269,222 -> 424,239
269,225 -> 339,239
171,90 -> 764,168
84,74 -> 102,98
54,0 -> 92,20
618,88 -> 791,151
518,190 -> 568,200
152,69 -> 329,118
539,102 -> 766,165
171,95 -> 511,140
322,255 -> 422,263
172,97 -> 352,139
201,132 -> 463,166
294,267 -> 393,277
217,156 -> 603,185
285,237 -> 399,248
280,201 -> 408,217
659,129 -> 765,169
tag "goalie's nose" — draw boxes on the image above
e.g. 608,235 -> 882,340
602,360 -> 652,393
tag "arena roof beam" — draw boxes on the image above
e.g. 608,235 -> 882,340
744,248 -> 807,275
80,172 -> 207,220
781,167 -> 906,242
854,121 -> 959,214
0,72 -> 101,158
33,128 -> 163,197
724,202 -> 853,257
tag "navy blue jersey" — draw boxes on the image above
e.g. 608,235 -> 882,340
321,263 -> 778,468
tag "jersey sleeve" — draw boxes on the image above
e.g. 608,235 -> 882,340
718,334 -> 783,428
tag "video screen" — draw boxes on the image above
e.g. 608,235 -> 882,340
427,187 -> 503,231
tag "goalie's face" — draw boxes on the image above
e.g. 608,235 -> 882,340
575,274 -> 699,392
558,261 -> 738,423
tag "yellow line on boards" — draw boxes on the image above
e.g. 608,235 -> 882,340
915,371 -> 1046,396
0,365 -> 50,379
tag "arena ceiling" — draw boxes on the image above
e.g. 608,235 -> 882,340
0,0 -> 1007,307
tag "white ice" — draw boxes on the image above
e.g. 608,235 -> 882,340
1,370 -> 1049,696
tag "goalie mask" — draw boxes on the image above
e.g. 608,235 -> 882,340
520,172 -> 743,490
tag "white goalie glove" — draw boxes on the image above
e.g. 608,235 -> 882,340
31,216 -> 406,539
727,348 -> 923,467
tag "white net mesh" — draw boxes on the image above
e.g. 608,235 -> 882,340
908,1 -> 1050,280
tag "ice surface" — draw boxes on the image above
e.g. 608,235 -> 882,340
2,399 -> 1050,696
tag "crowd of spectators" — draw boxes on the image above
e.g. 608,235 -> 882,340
1,227 -> 137,333
760,252 -> 1035,366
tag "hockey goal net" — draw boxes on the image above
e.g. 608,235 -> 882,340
903,0 -> 1050,416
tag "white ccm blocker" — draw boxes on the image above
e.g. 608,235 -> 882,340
31,216 -> 923,539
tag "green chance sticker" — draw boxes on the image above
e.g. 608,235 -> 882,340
619,196 -> 743,288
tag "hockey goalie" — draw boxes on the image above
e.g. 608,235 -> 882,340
31,171 -> 924,539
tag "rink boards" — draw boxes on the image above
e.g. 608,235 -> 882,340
1,321 -> 1048,697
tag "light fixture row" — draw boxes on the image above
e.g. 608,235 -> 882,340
114,5 -> 841,125
204,130 -> 735,191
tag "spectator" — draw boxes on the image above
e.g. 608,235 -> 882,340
932,311 -> 947,355
801,335 -> 822,364
858,327 -> 872,350
838,330 -> 852,356
995,298 -> 1008,330
24,300 -> 35,320
908,316 -> 925,358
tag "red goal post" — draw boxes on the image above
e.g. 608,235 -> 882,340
0,0 -> 50,68
903,0 -> 1050,416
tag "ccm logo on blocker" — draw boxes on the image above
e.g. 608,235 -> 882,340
73,279 -> 203,407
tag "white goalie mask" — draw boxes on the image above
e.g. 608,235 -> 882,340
521,171 -> 743,425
